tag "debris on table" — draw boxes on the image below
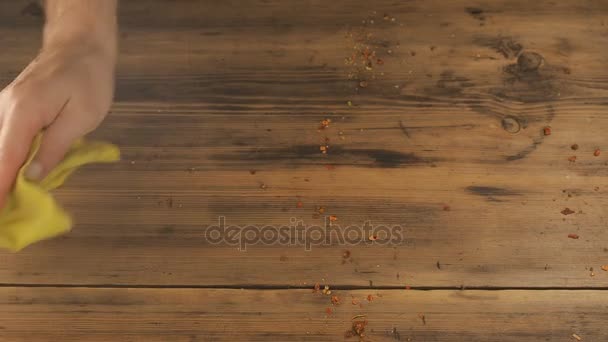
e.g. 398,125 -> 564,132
572,333 -> 582,341
367,294 -> 374,302
322,285 -> 332,295
345,320 -> 368,338
352,314 -> 367,320
319,118 -> 332,130
568,156 -> 577,163
561,208 -> 575,215
331,295 -> 340,305
325,307 -> 333,316
594,148 -> 601,157
313,283 -> 321,293
568,234 -> 579,239
318,207 -> 326,214
329,215 -> 338,222
296,201 -> 303,208
601,265 -> 608,272
418,313 -> 427,325
543,126 -> 552,136
571,144 -> 579,150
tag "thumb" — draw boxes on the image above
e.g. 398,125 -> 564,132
24,120 -> 80,181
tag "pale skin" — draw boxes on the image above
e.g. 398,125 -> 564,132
0,0 -> 118,209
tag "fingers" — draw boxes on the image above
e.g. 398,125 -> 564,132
24,114 -> 81,182
0,113 -> 40,209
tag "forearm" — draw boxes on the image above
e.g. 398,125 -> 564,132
43,0 -> 118,58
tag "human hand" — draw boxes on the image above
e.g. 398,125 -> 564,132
0,38 -> 116,209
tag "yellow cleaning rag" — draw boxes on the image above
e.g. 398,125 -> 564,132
0,135 -> 120,252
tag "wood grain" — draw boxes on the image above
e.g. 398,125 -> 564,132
0,287 -> 606,341
1,0 -> 607,288
0,1 -> 607,339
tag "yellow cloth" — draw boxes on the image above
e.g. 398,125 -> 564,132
0,135 -> 120,252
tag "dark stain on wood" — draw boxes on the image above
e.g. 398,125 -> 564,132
213,145 -> 429,168
466,186 -> 520,198
473,35 -> 523,59
465,7 -> 486,22
427,71 -> 475,97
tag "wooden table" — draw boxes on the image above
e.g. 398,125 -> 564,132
1,0 -> 607,340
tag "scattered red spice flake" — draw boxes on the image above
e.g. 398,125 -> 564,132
351,298 -> 360,305
568,156 -> 577,163
376,58 -> 384,65
368,235 -> 378,241
543,126 -> 552,136
345,320 -> 368,338
561,208 -> 575,215
594,148 -> 601,157
319,118 -> 331,130
313,283 -> 321,293
442,204 -> 451,211
418,313 -> 427,325
331,295 -> 340,305
601,265 -> 608,272
367,294 -> 374,302
325,307 -> 333,315
329,215 -> 338,222
568,234 -> 579,239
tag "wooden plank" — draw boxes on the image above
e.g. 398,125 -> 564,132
0,287 -> 606,341
0,0 -> 607,287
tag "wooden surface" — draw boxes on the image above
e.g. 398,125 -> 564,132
1,0 -> 607,340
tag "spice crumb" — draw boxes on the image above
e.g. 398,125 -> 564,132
568,234 -> 579,239
572,333 -> 582,341
594,148 -> 601,157
543,126 -> 552,135
561,208 -> 575,215
418,313 -> 426,325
